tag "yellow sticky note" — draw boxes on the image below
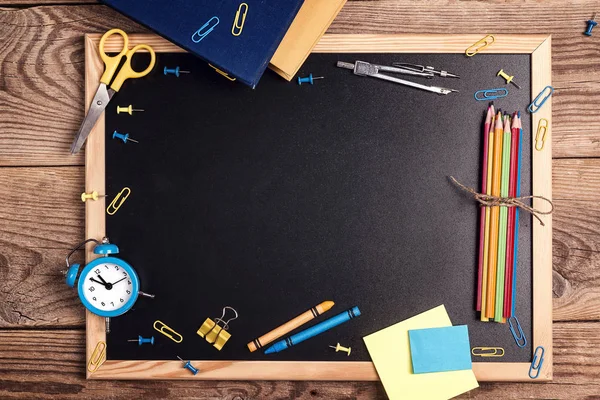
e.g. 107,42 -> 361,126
363,305 -> 478,400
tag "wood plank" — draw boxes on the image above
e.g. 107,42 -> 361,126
1,2 -> 600,166
1,323 -> 599,398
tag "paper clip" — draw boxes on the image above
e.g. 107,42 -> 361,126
153,320 -> 183,343
528,85 -> 554,113
106,187 -> 131,216
471,347 -> 505,357
508,316 -> 527,348
232,3 -> 248,36
535,118 -> 549,151
208,64 -> 236,81
192,16 -> 219,43
529,346 -> 545,379
465,35 -> 495,57
87,341 -> 106,373
474,88 -> 508,101
197,306 -> 238,350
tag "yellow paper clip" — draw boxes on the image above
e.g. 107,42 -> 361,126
197,306 -> 238,350
208,64 -> 236,81
106,187 -> 131,216
232,3 -> 248,36
465,35 -> 495,57
535,118 -> 549,151
87,341 -> 106,372
153,320 -> 183,343
471,347 -> 505,357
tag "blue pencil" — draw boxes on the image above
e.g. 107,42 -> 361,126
264,307 -> 361,354
511,113 -> 523,316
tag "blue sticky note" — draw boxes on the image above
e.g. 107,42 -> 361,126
408,325 -> 472,374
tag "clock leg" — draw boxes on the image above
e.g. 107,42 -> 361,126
105,317 -> 111,334
139,291 -> 155,299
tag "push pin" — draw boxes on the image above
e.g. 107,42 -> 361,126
497,69 -> 521,89
585,13 -> 597,36
117,105 -> 144,115
164,66 -> 190,77
177,356 -> 199,375
81,191 -> 106,202
112,131 -> 139,144
329,343 -> 351,356
127,336 -> 155,346
297,73 -> 324,85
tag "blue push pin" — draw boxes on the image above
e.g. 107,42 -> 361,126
297,73 -> 324,85
164,66 -> 190,77
128,336 -> 155,346
112,131 -> 139,144
177,356 -> 199,375
585,13 -> 597,36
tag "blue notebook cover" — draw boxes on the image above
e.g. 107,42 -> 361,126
102,0 -> 304,88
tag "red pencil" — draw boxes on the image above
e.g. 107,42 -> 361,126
503,113 -> 519,317
477,104 -> 494,311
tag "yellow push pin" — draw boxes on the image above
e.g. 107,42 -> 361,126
497,69 -> 521,89
117,105 -> 144,115
329,343 -> 351,356
81,191 -> 106,202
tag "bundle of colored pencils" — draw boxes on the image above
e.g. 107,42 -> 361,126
476,105 -> 522,323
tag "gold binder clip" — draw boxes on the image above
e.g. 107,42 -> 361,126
232,3 -> 248,37
87,341 -> 106,372
153,320 -> 183,343
208,64 -> 237,81
471,346 -> 505,357
106,187 -> 131,215
465,35 -> 495,57
197,306 -> 238,350
535,118 -> 549,151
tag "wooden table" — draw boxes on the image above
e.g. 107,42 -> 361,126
1,1 -> 599,398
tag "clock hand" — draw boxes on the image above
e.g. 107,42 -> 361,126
89,277 -> 108,287
111,277 -> 127,285
97,275 -> 109,285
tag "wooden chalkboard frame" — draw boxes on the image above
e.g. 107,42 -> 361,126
84,34 -> 552,381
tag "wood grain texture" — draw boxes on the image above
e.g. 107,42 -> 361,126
2,324 -> 600,399
0,1 -> 600,165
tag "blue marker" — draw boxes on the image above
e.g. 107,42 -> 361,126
264,306 -> 361,354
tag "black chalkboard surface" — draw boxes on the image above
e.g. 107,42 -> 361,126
104,52 -> 533,363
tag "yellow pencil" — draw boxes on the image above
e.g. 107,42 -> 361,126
247,301 -> 335,352
486,112 -> 503,319
481,108 -> 495,321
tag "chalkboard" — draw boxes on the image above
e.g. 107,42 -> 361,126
84,34 -> 553,381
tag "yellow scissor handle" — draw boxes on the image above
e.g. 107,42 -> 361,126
99,29 -> 129,85
110,44 -> 156,92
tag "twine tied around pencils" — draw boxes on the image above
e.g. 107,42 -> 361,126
449,176 -> 554,226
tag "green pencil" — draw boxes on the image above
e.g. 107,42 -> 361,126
494,114 -> 512,322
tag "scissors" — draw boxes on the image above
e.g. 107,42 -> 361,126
70,29 -> 156,154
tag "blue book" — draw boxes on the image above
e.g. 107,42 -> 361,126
101,0 -> 305,88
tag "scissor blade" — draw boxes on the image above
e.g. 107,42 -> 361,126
70,84 -> 114,154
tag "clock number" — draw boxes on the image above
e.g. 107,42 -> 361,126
101,302 -> 105,306
127,280 -> 131,285
95,269 -> 101,274
114,266 -> 120,270
110,302 -> 114,306
123,271 -> 127,276
92,297 -> 97,301
126,290 -> 131,295
120,298 -> 124,303
89,286 -> 95,292
104,265 -> 109,269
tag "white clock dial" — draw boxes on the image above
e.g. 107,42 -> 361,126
82,262 -> 134,311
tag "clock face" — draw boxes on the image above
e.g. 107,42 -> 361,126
80,261 -> 136,313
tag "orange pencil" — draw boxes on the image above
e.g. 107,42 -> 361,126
247,301 -> 334,352
486,111 -> 504,319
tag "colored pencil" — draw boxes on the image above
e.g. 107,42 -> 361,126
477,105 -> 494,312
486,111 -> 504,318
494,114 -> 512,322
511,114 -> 523,316
481,108 -> 495,321
503,115 -> 519,317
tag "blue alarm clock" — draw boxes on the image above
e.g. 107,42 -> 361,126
65,238 -> 153,323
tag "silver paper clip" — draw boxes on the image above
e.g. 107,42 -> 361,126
192,16 -> 220,43
508,316 -> 527,348
529,346 -> 545,379
528,85 -> 554,113
337,60 -> 458,95
474,88 -> 508,101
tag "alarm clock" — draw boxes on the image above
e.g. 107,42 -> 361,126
64,237 -> 154,326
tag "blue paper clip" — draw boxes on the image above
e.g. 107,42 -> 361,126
528,85 -> 554,113
508,316 -> 527,348
474,88 -> 508,101
192,16 -> 219,43
529,346 -> 545,379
